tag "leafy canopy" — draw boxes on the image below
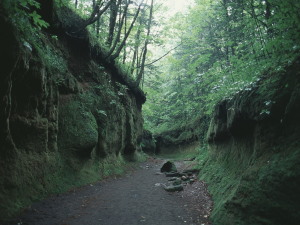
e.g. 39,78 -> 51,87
143,0 -> 300,134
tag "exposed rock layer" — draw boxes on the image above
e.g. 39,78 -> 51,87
203,60 -> 300,225
0,2 -> 144,220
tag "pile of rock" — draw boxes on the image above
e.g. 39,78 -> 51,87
160,161 -> 200,192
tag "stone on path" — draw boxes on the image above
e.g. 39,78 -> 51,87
181,176 -> 189,181
163,184 -> 184,192
160,161 -> 177,173
172,178 -> 182,186
165,172 -> 182,177
182,169 -> 200,175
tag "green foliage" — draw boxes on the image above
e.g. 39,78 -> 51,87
3,0 -> 67,77
28,10 -> 49,28
143,0 -> 300,135
6,0 -> 49,29
43,45 -> 68,73
20,0 -> 39,8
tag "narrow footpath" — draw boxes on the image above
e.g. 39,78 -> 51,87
10,158 -> 213,225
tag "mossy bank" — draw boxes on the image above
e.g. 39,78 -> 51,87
198,60 -> 300,225
0,1 -> 145,221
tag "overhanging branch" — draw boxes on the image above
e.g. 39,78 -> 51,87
136,43 -> 181,69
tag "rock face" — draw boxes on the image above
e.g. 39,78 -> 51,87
202,60 -> 300,225
0,2 -> 145,220
140,129 -> 156,154
155,116 -> 210,154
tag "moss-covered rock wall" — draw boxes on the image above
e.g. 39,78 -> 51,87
155,115 -> 210,154
199,60 -> 300,225
0,1 -> 145,221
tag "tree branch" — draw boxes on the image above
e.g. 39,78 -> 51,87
136,44 -> 181,68
105,0 -> 130,57
71,0 -> 112,34
109,0 -> 145,59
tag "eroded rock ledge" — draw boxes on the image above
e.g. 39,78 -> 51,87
0,2 -> 145,220
202,59 -> 300,225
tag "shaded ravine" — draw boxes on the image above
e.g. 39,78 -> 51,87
7,158 -> 212,225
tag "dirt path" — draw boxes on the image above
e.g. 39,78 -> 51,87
9,158 -> 213,225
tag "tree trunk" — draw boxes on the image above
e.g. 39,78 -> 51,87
130,24 -> 142,74
96,17 -> 100,37
72,0 -> 113,34
265,0 -> 273,37
122,13 -> 127,64
107,0 -> 118,46
105,0 -> 130,58
135,0 -> 154,87
109,1 -> 143,59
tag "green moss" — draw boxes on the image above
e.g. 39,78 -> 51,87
58,97 -> 98,160
0,149 -> 147,222
0,150 -> 62,220
0,1 -> 145,222
197,144 -> 300,225
199,60 -> 300,225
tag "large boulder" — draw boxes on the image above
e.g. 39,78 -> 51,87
160,161 -> 177,173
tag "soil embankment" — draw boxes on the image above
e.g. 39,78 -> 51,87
200,60 -> 300,225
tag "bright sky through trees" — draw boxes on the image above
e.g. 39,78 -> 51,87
160,0 -> 193,16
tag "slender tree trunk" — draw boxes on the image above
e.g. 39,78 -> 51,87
130,48 -> 137,74
265,0 -> 271,20
250,0 -> 269,57
92,0 -> 96,31
136,48 -> 142,77
222,0 -> 233,65
130,24 -> 142,74
106,1 -> 130,58
96,17 -> 100,37
265,0 -> 273,37
135,0 -> 154,86
122,13 -> 127,64
72,0 -> 113,34
109,1 -> 144,59
107,0 -> 118,46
